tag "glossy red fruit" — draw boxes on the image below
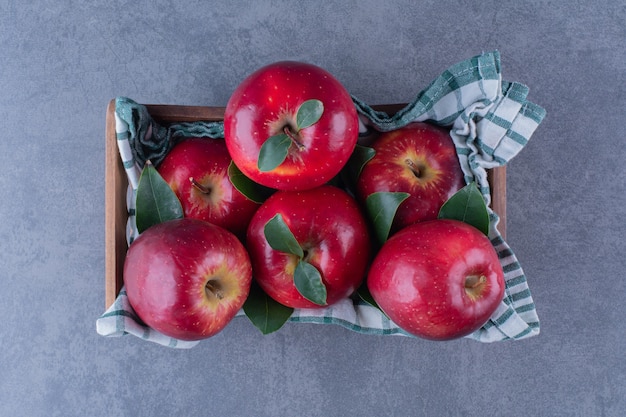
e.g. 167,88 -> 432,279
224,61 -> 359,191
246,185 -> 371,309
157,138 -> 259,238
124,218 -> 252,341
368,219 -> 505,341
357,122 -> 465,233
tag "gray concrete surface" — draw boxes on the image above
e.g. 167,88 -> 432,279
1,1 -> 624,416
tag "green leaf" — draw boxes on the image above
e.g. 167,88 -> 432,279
258,133 -> 291,172
350,145 -> 376,177
356,283 -> 378,308
296,99 -> 324,129
243,281 -> 294,335
365,192 -> 410,244
294,260 -> 327,306
227,161 -> 274,203
341,145 -> 376,190
438,182 -> 490,236
355,283 -> 388,318
263,214 -> 304,258
135,161 -> 184,234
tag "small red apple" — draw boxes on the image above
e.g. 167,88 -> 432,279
357,122 -> 465,233
367,219 -> 505,341
224,61 -> 359,191
124,218 -> 252,341
246,185 -> 371,309
157,137 -> 259,238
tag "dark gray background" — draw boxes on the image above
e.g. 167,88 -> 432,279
1,1 -> 624,416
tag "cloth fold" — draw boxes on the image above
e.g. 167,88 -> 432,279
97,51 -> 544,348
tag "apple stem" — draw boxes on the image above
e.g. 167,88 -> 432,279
405,159 -> 421,178
283,125 -> 306,151
205,280 -> 224,299
465,275 -> 487,289
190,177 -> 211,194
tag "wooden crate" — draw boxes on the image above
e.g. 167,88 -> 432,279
104,100 -> 507,309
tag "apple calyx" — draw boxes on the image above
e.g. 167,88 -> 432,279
263,213 -> 328,305
257,99 -> 324,172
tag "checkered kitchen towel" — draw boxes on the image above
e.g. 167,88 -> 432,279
97,51 -> 545,348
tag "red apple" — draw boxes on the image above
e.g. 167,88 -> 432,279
367,219 -> 505,341
124,218 -> 252,341
357,122 -> 465,233
246,185 -> 371,309
224,61 -> 359,191
157,137 -> 259,238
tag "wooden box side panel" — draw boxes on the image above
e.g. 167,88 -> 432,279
104,102 -> 507,308
105,99 -> 129,309
488,166 -> 507,238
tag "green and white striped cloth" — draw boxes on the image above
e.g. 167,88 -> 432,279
97,51 -> 545,348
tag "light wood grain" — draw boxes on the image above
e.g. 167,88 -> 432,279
488,166 -> 507,239
105,99 -> 128,309
104,101 -> 507,308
